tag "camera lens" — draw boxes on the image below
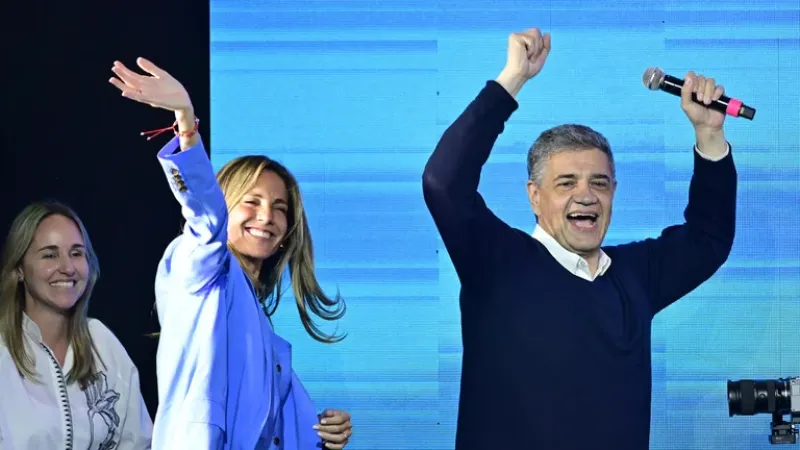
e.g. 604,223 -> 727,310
728,380 -> 753,416
727,379 -> 792,417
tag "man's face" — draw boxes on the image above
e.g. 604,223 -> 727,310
526,148 -> 615,258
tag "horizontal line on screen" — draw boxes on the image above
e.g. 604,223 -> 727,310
211,68 -> 437,74
210,9 -> 800,30
665,38 -> 800,48
212,39 -> 437,52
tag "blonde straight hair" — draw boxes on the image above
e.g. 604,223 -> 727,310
216,155 -> 346,343
0,201 -> 103,389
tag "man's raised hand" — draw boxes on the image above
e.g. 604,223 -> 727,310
496,28 -> 552,97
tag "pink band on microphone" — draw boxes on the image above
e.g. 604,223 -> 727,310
726,98 -> 743,117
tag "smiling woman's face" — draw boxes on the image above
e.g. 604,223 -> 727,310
227,169 -> 290,269
19,214 -> 89,313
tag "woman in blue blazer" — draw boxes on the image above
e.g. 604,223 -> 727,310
110,57 -> 353,450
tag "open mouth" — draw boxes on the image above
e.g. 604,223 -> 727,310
246,228 -> 274,240
50,280 -> 76,288
567,212 -> 599,229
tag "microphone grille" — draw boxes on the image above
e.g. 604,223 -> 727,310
642,67 -> 664,90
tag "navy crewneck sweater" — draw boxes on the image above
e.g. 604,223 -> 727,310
422,81 -> 737,450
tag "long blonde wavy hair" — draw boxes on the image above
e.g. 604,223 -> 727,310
0,201 -> 103,389
217,156 -> 346,343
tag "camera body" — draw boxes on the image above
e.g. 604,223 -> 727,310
728,377 -> 800,445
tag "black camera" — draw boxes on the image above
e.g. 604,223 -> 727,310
728,377 -> 800,444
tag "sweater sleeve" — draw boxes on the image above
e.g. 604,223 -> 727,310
422,81 -> 520,286
630,147 -> 737,315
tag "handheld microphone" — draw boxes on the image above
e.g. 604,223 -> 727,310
643,67 -> 755,120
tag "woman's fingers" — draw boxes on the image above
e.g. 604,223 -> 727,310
136,57 -> 168,79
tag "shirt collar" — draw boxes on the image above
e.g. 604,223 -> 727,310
22,312 -> 43,341
532,225 -> 612,281
21,312 -> 76,371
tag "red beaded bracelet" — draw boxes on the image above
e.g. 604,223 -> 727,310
141,116 -> 200,141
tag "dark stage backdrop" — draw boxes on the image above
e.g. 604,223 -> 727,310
0,1 -> 210,417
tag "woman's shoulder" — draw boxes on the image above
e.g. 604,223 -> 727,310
0,339 -> 11,367
0,331 -> 19,368
87,318 -> 136,373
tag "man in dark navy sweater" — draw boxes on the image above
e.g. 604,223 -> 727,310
422,28 -> 736,449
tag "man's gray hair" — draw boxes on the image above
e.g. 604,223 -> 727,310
526,124 -> 615,185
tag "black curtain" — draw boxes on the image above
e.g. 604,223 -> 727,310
0,0 -> 210,417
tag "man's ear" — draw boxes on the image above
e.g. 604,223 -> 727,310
526,180 -> 541,216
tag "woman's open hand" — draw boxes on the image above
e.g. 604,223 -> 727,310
109,57 -> 193,113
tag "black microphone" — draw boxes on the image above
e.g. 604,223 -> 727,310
643,67 -> 755,120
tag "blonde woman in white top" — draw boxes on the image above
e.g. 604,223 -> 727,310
0,201 -> 152,450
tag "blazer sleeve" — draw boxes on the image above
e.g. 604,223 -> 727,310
156,135 -> 230,295
280,370 -> 324,449
152,135 -> 229,449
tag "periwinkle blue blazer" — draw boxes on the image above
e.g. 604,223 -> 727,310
150,136 -> 321,450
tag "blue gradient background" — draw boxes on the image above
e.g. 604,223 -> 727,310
210,1 -> 800,448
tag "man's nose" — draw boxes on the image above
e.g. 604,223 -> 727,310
574,183 -> 599,204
